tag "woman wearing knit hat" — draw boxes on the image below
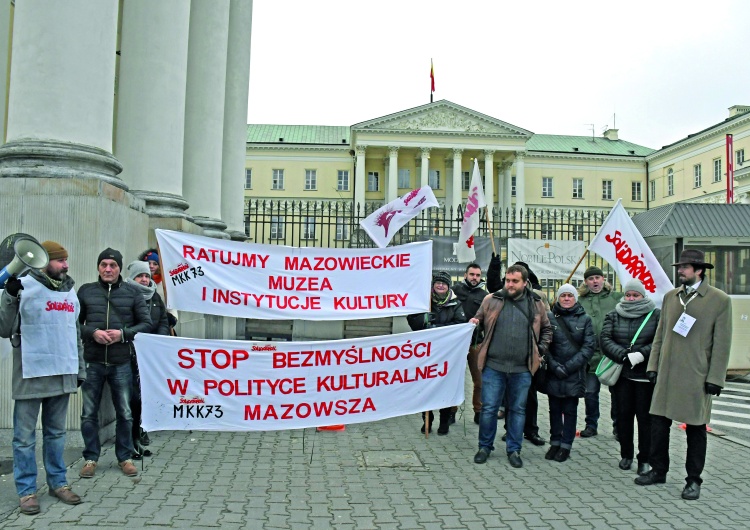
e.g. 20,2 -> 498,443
600,279 -> 661,476
125,260 -> 170,459
406,271 -> 467,435
544,284 -> 595,462
139,248 -> 178,336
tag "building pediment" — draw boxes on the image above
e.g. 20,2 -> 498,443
352,100 -> 533,138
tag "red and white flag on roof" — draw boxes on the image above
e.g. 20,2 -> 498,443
360,186 -> 438,248
456,160 -> 486,263
587,199 -> 673,307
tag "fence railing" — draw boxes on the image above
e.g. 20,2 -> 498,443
244,200 -> 617,298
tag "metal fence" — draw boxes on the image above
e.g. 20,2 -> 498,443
244,199 -> 616,298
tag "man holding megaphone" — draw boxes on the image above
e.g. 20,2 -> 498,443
0,240 -> 86,515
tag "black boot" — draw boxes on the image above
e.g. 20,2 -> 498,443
438,409 -> 451,435
421,411 -> 434,433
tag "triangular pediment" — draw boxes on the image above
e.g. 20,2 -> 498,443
352,100 -> 533,137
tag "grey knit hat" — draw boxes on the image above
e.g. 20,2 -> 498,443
126,260 -> 151,282
623,278 -> 647,297
556,283 -> 578,302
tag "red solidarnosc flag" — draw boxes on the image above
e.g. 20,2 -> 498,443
587,199 -> 673,308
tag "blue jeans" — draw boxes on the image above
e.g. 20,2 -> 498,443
548,396 -> 579,449
13,395 -> 70,496
81,362 -> 134,463
583,373 -> 600,430
478,367 -> 531,454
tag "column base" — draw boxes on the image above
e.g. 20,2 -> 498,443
130,190 -> 192,220
0,139 -> 125,189
193,216 -> 229,239
226,229 -> 248,242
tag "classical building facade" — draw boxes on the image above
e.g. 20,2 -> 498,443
245,100 -> 750,238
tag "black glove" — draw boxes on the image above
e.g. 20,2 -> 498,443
4,276 -> 23,297
489,253 -> 501,267
77,379 -> 84,388
167,313 -> 178,327
554,365 -> 568,379
646,371 -> 657,384
705,383 -> 722,396
425,312 -> 436,327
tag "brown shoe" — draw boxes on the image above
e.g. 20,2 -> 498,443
19,493 -> 40,515
79,460 -> 97,478
50,485 -> 82,505
119,459 -> 138,476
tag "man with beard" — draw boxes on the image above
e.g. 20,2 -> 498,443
636,249 -> 732,501
470,264 -> 552,468
0,241 -> 86,514
452,263 -> 488,424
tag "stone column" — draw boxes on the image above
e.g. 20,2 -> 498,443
355,145 -> 366,211
452,149 -> 463,212
182,0 -> 231,239
420,147 -> 431,188
115,0 -> 191,218
484,150 -> 495,216
221,0 -> 254,241
515,151 -> 526,213
501,161 -> 513,215
0,0 -> 123,186
387,146 -> 399,202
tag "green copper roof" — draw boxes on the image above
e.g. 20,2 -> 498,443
527,134 -> 655,157
247,125 -> 350,145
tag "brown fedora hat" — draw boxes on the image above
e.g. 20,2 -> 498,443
672,249 -> 714,269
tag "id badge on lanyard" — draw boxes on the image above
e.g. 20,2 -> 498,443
673,291 -> 697,338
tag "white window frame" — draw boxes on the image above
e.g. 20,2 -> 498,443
367,171 -> 379,192
398,168 -> 410,189
542,177 -> 553,198
649,180 -> 656,201
571,225 -> 584,241
302,216 -> 316,240
304,169 -> 317,191
693,164 -> 702,188
462,171 -> 471,191
244,168 -> 252,189
335,217 -> 349,241
667,168 -> 674,196
244,215 -> 250,237
428,170 -> 440,189
713,159 -> 722,182
337,170 -> 350,191
270,216 -> 285,240
632,181 -> 642,202
602,180 -> 613,200
540,223 -> 554,240
572,178 -> 583,199
737,149 -> 745,166
272,169 -> 284,190
511,176 -> 516,197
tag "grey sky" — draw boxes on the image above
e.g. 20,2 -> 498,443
247,0 -> 749,150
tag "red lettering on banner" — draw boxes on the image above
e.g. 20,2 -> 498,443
333,293 -> 408,310
167,379 -> 189,395
212,290 -> 322,310
267,276 -> 333,291
603,230 -> 658,293
182,245 -> 269,268
273,341 -> 432,368
243,398 -> 376,420
177,348 -> 250,369
284,254 -> 411,271
203,378 -> 306,396
45,301 -> 76,312
316,362 -> 448,391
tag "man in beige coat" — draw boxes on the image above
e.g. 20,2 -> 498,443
635,249 -> 732,501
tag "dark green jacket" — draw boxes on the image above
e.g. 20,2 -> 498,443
577,283 -> 623,373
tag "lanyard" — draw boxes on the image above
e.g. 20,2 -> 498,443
679,289 -> 698,311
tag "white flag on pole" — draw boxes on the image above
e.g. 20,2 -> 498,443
360,186 -> 438,248
456,160 -> 487,263
587,198 -> 673,307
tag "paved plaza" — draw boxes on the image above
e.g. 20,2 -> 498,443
1,379 -> 750,529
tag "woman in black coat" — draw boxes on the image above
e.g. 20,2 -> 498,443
600,279 -> 660,476
544,284 -> 595,462
407,271 -> 466,435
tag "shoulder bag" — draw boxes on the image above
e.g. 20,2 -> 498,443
596,310 -> 654,386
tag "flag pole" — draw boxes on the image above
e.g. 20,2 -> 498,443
485,206 -> 497,255
564,250 -> 588,284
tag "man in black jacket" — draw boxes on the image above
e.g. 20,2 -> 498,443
452,263 -> 488,424
77,248 -> 152,479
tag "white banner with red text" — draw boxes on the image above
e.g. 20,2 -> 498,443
588,199 -> 673,307
135,324 -> 473,431
155,229 -> 432,320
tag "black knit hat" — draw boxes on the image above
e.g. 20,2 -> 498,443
584,265 -> 604,279
97,247 -> 123,270
432,270 -> 452,286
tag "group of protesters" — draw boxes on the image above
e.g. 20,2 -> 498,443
0,242 -> 174,514
408,248 -> 732,502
